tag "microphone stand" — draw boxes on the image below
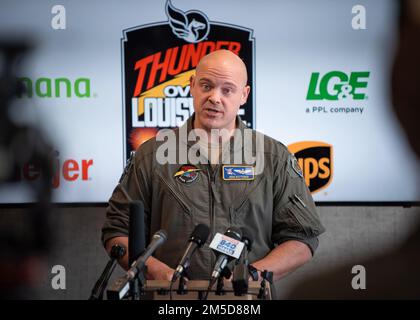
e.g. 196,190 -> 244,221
130,266 -> 147,300
215,267 -> 231,296
176,276 -> 188,296
107,265 -> 147,300
257,270 -> 273,300
107,230 -> 167,300
232,248 -> 250,296
89,259 -> 118,300
89,245 -> 125,300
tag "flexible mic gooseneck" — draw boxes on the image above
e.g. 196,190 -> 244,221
127,229 -> 167,280
171,224 -> 210,283
107,229 -> 168,300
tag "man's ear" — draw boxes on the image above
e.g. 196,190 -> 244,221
190,75 -> 196,97
190,75 -> 195,87
240,85 -> 250,105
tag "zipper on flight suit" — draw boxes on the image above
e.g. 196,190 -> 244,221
206,166 -> 214,275
157,173 -> 191,214
207,163 -> 220,277
293,194 -> 307,208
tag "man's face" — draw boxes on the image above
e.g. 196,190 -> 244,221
190,56 -> 250,132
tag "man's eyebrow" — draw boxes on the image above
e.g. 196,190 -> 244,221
198,78 -> 238,88
222,81 -> 237,88
198,78 -> 214,84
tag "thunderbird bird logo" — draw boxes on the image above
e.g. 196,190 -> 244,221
166,0 -> 210,43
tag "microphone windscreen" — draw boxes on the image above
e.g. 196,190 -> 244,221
225,226 -> 242,241
190,224 -> 210,245
129,201 -> 145,265
110,244 -> 126,259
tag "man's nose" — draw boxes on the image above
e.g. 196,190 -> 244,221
208,89 -> 221,105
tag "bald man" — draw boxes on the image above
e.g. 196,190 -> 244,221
190,50 -> 250,134
102,50 -> 324,296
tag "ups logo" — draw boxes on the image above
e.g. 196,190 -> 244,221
288,141 -> 333,193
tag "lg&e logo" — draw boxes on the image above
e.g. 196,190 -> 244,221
307,71 -> 369,101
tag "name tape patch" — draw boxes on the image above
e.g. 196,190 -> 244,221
222,165 -> 255,181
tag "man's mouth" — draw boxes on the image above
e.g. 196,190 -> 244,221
204,107 -> 223,116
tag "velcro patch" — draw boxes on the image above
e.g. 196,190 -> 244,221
222,165 -> 254,181
174,164 -> 202,184
289,154 -> 303,178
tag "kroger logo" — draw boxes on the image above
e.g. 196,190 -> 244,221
306,71 -> 369,101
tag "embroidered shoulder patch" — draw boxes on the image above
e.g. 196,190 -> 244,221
174,164 -> 202,184
289,154 -> 303,178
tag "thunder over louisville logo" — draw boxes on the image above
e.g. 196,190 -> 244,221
121,0 -> 255,161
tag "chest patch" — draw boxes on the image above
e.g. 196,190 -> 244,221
174,165 -> 201,184
222,165 -> 255,181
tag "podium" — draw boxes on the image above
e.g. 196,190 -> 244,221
143,280 -> 271,300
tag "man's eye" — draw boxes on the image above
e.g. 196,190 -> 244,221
223,88 -> 232,95
202,84 -> 210,91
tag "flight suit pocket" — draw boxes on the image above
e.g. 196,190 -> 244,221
229,175 -> 265,221
154,172 -> 194,267
228,176 -> 271,239
281,195 -> 324,238
156,172 -> 191,215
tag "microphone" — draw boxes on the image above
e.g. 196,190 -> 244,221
107,229 -> 167,300
209,227 -> 245,284
129,201 -> 145,265
171,224 -> 210,282
232,227 -> 254,296
127,229 -> 167,280
89,243 -> 126,300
